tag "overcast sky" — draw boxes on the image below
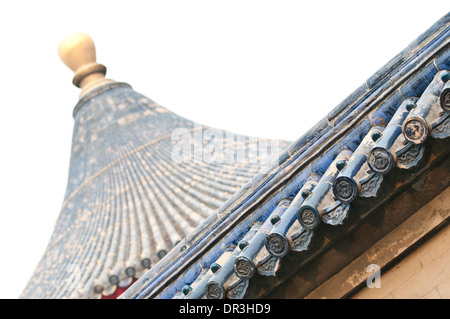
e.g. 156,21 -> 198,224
0,1 -> 448,299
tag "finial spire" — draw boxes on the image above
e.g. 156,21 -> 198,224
58,32 -> 112,95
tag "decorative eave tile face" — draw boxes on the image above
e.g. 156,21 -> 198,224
119,12 -> 450,300
20,81 -> 290,299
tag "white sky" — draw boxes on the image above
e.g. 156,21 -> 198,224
0,1 -> 448,299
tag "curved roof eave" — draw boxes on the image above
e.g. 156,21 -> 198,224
121,11 -> 450,299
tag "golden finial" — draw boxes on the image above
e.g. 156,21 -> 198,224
58,32 -> 112,95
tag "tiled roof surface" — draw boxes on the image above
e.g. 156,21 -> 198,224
20,82 -> 289,299
121,12 -> 450,299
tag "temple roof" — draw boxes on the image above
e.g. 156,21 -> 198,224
20,11 -> 450,299
20,34 -> 290,299
120,12 -> 450,299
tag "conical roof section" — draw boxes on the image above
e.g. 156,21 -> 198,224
20,33 -> 290,299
